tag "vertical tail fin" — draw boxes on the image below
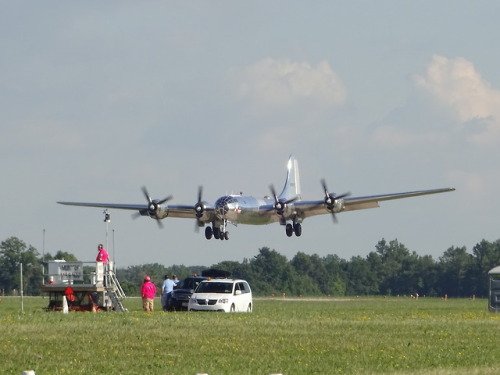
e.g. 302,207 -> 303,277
279,154 -> 301,201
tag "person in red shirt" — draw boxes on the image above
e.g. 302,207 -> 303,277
96,244 -> 110,263
64,286 -> 76,302
141,276 -> 157,312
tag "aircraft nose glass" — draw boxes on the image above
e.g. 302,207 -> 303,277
215,196 -> 235,217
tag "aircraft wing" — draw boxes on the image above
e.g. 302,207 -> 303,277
293,187 -> 455,218
58,202 -> 148,211
57,201 -> 212,220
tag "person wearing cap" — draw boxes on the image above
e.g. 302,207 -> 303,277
96,244 -> 110,264
141,276 -> 157,312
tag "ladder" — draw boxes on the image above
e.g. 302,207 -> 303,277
104,267 -> 128,312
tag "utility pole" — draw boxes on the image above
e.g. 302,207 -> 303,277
103,210 -> 110,253
112,229 -> 116,268
42,229 -> 46,285
20,263 -> 24,313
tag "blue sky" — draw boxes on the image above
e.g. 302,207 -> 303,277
1,2 -> 499,267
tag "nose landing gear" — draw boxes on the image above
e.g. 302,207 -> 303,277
204,222 -> 229,240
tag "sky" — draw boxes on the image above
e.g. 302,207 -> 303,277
1,1 -> 499,268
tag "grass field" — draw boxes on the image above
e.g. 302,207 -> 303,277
1,295 -> 499,375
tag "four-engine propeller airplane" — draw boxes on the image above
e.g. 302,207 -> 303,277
58,155 -> 455,241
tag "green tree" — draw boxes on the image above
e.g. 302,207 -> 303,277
117,263 -> 169,290
44,250 -> 79,262
470,239 -> 500,296
438,246 -> 473,297
211,259 -> 253,281
343,255 -> 379,295
291,252 -> 344,296
0,237 -> 43,295
323,254 -> 346,296
412,254 -> 439,297
372,239 -> 420,296
250,247 -> 299,296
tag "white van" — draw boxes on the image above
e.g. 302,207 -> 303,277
188,279 -> 252,312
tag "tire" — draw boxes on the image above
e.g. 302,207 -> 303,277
205,226 -> 213,240
294,223 -> 302,237
286,223 -> 294,237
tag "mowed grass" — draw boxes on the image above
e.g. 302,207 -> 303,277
1,296 -> 499,375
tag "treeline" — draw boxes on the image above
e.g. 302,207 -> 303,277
1,236 -> 500,297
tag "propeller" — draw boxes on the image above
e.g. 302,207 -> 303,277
320,179 -> 350,223
194,186 -> 205,218
133,186 -> 172,228
269,184 -> 298,216
194,186 -> 206,231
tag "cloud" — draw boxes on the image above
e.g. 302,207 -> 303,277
224,58 -> 348,155
371,125 -> 441,148
231,58 -> 346,114
414,55 -> 500,145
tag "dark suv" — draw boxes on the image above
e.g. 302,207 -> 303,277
168,269 -> 231,311
169,275 -> 207,311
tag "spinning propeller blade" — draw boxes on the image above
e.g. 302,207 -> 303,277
320,179 -> 350,223
132,186 -> 173,228
268,184 -> 298,216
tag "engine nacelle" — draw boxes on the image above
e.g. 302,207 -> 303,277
154,204 -> 169,219
195,201 -> 207,218
325,195 -> 345,213
148,201 -> 169,219
333,198 -> 345,213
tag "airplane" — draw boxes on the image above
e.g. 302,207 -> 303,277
58,155 -> 455,241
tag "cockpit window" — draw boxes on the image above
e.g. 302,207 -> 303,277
215,196 -> 238,216
215,196 -> 237,206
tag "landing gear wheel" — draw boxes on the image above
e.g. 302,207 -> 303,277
286,223 -> 294,237
224,232 -> 229,240
213,227 -> 220,239
205,226 -> 213,240
294,223 -> 302,237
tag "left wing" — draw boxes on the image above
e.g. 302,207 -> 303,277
294,187 -> 455,218
57,202 -> 147,211
58,186 -> 215,223
56,202 -> 213,220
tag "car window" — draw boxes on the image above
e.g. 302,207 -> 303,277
237,282 -> 250,294
244,282 -> 251,293
180,277 -> 205,290
196,282 -> 233,294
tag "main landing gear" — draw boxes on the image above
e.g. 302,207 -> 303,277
285,222 -> 302,237
205,224 -> 229,240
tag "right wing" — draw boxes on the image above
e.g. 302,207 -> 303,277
292,187 -> 455,219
